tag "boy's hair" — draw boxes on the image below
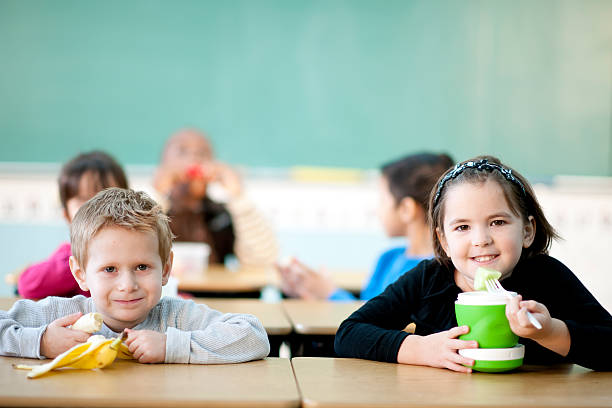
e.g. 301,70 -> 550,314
381,153 -> 454,212
71,188 -> 174,268
59,151 -> 128,210
428,155 -> 560,268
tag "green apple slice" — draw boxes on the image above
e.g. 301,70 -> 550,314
474,267 -> 502,291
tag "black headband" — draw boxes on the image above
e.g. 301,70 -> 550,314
433,159 -> 526,206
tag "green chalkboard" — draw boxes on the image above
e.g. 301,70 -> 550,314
1,0 -> 611,177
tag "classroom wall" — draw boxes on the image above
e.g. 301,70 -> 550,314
1,0 -> 611,177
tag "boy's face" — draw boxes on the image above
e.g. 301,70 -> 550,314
70,226 -> 172,332
376,176 -> 404,237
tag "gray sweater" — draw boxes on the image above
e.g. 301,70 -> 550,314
0,295 -> 270,364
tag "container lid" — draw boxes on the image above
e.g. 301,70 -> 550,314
456,291 -> 517,305
459,344 -> 525,361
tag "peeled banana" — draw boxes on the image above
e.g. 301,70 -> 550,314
14,331 -> 129,378
71,312 -> 103,333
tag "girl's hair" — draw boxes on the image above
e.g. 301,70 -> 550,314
381,153 -> 454,212
58,151 -> 129,210
71,188 -> 174,269
428,155 -> 560,268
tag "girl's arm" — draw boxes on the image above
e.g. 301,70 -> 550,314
18,243 -> 84,299
164,299 -> 270,364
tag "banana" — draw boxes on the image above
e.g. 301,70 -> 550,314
14,331 -> 128,378
71,312 -> 103,333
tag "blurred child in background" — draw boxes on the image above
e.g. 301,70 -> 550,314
153,128 -> 278,266
18,151 -> 128,299
278,153 -> 454,301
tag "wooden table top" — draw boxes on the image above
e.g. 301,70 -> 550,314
0,357 -> 299,408
194,298 -> 292,335
281,300 -> 363,335
176,264 -> 367,294
292,357 -> 612,408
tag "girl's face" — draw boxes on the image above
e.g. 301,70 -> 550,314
65,171 -> 118,222
436,179 -> 535,291
376,176 -> 404,237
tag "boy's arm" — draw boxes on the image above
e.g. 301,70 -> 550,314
0,297 -> 87,359
164,299 -> 270,364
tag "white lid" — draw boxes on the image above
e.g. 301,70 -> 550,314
456,291 -> 516,305
459,344 -> 525,360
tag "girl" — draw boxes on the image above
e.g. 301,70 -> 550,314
17,151 -> 128,299
278,153 -> 454,301
334,156 -> 612,372
153,128 -> 278,266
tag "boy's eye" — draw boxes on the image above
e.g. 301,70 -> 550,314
136,264 -> 148,271
104,266 -> 115,273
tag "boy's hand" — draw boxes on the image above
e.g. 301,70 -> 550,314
397,326 -> 478,373
125,329 -> 166,363
40,313 -> 91,358
505,295 -> 550,339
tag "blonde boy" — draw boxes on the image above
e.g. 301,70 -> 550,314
0,188 -> 269,363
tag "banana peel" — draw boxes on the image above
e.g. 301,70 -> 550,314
13,331 -> 131,378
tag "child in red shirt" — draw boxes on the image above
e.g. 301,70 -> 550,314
17,151 -> 128,299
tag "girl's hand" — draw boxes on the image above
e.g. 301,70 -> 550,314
505,295 -> 551,339
397,326 -> 478,373
506,295 -> 571,356
40,313 -> 91,358
209,161 -> 243,198
125,329 -> 167,363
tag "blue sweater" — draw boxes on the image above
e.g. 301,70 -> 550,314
329,246 -> 427,302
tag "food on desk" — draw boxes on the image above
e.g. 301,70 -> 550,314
71,312 -> 103,333
13,332 -> 128,378
473,267 -> 501,291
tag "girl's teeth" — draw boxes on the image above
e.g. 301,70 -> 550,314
475,255 -> 495,262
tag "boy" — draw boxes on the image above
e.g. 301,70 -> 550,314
1,188 -> 270,364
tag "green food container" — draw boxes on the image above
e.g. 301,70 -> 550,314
455,292 -> 518,349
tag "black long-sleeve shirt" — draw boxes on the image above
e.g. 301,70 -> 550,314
334,255 -> 612,371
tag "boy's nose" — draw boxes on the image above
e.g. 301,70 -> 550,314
117,271 -> 138,291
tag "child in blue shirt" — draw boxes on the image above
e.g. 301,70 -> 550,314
278,153 -> 454,301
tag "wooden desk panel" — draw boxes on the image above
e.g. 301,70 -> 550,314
292,357 -> 612,408
177,265 -> 367,294
0,297 -> 19,310
195,298 -> 292,335
0,357 -> 299,408
282,300 -> 363,335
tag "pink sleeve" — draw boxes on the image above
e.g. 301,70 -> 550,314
17,243 -> 89,299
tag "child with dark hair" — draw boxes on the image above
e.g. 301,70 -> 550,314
335,156 -> 612,371
18,151 -> 128,299
278,152 -> 454,301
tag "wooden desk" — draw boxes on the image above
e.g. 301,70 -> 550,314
282,300 -> 363,335
0,357 -> 299,408
194,298 -> 292,335
176,265 -> 367,295
0,297 -> 19,310
292,357 -> 612,408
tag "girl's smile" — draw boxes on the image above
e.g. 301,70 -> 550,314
436,179 -> 535,291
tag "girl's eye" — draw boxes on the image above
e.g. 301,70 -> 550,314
104,266 -> 115,273
136,264 -> 148,271
491,219 -> 506,226
455,225 -> 469,232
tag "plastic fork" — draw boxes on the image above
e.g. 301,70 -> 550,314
484,278 -> 543,330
